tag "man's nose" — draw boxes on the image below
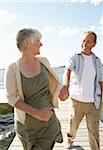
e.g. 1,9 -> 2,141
84,41 -> 87,46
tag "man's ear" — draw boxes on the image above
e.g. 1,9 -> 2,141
92,42 -> 96,47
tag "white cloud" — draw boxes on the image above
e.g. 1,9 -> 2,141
59,0 -> 87,4
58,27 -> 80,38
60,0 -> 87,2
0,9 -> 16,25
41,26 -> 81,38
90,0 -> 102,6
41,26 -> 54,34
60,0 -> 102,6
89,25 -> 97,30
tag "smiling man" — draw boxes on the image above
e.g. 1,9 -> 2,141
59,31 -> 103,150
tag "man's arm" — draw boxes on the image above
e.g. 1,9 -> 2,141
59,69 -> 71,101
100,81 -> 103,91
100,82 -> 103,103
63,69 -> 71,88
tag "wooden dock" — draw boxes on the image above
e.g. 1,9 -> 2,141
8,100 -> 103,150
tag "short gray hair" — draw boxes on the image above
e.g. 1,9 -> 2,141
16,28 -> 41,51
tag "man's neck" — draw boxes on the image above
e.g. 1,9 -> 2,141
81,51 -> 92,56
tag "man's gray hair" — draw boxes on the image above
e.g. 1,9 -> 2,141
16,28 -> 41,51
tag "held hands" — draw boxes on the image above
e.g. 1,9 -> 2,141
59,86 -> 69,101
35,107 -> 54,122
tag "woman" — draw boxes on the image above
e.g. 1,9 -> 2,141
5,28 -> 63,150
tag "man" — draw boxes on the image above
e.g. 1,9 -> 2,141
59,31 -> 103,150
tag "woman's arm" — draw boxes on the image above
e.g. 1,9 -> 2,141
15,100 -> 53,122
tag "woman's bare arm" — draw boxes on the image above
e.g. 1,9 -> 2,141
15,100 -> 54,122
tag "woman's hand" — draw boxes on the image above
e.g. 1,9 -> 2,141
59,86 -> 69,101
15,101 -> 54,122
33,107 -> 54,122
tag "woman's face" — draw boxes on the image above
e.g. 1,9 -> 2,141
29,37 -> 42,55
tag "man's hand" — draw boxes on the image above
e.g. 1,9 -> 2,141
59,86 -> 69,101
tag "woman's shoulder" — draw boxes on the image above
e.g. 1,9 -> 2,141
6,62 -> 17,73
36,56 -> 50,66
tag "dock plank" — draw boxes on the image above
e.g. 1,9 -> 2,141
8,101 -> 103,150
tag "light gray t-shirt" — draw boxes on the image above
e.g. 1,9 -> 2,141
70,54 -> 96,102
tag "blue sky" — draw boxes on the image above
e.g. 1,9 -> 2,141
0,0 -> 103,67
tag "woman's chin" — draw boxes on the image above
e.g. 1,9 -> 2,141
35,52 -> 40,55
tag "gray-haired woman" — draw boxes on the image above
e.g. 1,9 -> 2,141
5,28 -> 63,150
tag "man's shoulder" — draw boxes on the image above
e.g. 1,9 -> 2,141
92,53 -> 102,62
70,52 -> 81,59
71,51 -> 81,56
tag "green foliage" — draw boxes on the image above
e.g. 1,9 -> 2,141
0,103 -> 13,114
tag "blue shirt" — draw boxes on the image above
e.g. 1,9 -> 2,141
66,53 -> 103,109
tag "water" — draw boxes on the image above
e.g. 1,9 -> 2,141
0,69 -> 5,89
52,66 -> 64,82
0,67 -> 64,150
0,68 -> 16,149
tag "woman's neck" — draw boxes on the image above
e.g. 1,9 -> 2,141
20,54 -> 37,64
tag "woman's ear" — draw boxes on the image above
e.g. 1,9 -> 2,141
24,38 -> 30,47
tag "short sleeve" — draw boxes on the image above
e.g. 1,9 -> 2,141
65,54 -> 76,71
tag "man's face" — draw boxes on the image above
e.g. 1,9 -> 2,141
81,33 -> 96,54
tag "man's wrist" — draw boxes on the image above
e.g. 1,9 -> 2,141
63,85 -> 69,89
